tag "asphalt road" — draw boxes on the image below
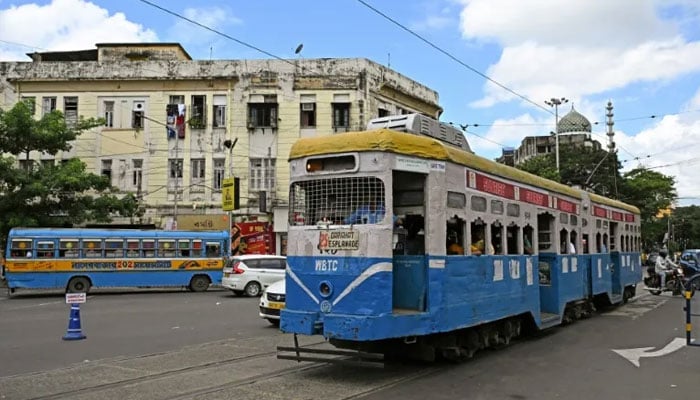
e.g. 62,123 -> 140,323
1,287 -> 699,400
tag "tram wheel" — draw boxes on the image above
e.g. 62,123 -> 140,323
189,275 -> 210,292
67,276 -> 91,293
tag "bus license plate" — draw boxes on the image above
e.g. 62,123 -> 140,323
268,302 -> 284,310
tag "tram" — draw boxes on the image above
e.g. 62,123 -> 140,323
279,113 -> 641,363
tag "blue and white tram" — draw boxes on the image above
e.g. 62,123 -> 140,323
280,114 -> 642,362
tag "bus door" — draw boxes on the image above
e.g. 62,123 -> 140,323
391,171 -> 427,312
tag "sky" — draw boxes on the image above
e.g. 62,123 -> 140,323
1,0 -> 700,205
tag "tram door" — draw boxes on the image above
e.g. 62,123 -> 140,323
391,171 -> 427,312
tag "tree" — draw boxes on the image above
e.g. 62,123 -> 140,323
618,167 -> 676,250
0,101 -> 140,245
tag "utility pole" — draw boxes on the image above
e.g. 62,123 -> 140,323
545,97 -> 568,174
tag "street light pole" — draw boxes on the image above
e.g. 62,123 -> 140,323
544,97 -> 568,174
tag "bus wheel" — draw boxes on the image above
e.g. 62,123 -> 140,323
67,277 -> 91,293
189,275 -> 210,292
244,281 -> 262,297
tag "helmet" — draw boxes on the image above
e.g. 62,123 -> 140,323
659,250 -> 667,258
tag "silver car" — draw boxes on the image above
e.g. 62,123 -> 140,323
221,255 -> 286,296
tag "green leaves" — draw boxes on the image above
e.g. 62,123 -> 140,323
0,102 -> 135,246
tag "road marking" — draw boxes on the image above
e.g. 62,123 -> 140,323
613,337 -> 688,367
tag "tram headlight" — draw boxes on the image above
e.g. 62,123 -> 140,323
319,281 -> 333,297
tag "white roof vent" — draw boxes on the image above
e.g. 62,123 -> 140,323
367,113 -> 472,153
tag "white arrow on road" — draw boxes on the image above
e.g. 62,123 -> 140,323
613,338 -> 687,367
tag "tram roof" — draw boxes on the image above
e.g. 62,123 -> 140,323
289,129 -> 640,214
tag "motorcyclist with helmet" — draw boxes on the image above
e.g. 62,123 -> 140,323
654,249 -> 678,289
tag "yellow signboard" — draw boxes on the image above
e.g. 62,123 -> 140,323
176,214 -> 230,231
222,177 -> 235,211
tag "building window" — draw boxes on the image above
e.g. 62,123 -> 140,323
42,97 -> 57,116
248,96 -> 278,128
132,159 -> 143,189
250,158 -> 276,191
332,103 -> 350,129
213,158 -> 225,191
191,158 -> 205,190
190,95 -> 206,129
101,159 -> 112,182
378,108 -> 390,117
21,96 -> 36,115
300,102 -> 316,127
169,159 -> 183,179
213,95 -> 226,128
64,97 -> 78,127
132,101 -> 144,129
18,160 -> 34,171
104,101 -> 114,127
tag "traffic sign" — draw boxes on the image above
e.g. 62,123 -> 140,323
65,293 -> 86,304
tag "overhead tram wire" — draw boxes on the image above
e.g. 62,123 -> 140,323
355,0 -> 551,115
138,0 -> 296,68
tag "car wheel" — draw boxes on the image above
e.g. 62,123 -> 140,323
189,275 -> 210,292
244,281 -> 262,297
66,276 -> 91,293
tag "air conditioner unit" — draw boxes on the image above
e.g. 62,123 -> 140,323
133,101 -> 145,111
301,103 -> 314,111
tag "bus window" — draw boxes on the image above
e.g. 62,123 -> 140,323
192,240 -> 202,256
83,239 -> 103,258
143,240 -> 156,257
178,240 -> 191,257
11,239 -> 32,258
159,240 -> 176,257
59,239 -> 79,258
126,240 -> 140,257
205,242 -> 221,257
105,240 -> 124,258
36,241 -> 55,258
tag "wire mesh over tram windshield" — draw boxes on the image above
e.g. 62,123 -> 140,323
289,177 -> 386,226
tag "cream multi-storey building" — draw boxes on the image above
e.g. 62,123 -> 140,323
0,43 -> 441,254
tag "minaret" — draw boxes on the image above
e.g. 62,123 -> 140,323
606,101 -> 615,152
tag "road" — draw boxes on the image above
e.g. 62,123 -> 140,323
0,287 -> 698,400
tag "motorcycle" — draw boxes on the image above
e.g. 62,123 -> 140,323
644,265 -> 694,297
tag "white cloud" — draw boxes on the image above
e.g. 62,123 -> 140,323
0,0 -> 157,61
166,6 -> 242,55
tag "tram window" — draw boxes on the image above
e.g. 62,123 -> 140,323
603,234 -> 609,252
537,213 -> 554,251
447,191 -> 466,208
570,231 -> 578,254
491,222 -> 503,255
471,196 -> 487,212
506,225 -> 519,255
470,221 -> 487,255
582,218 -> 588,227
523,226 -> 534,254
559,229 -> 568,254
596,233 -> 602,253
539,261 -> 551,285
446,216 -> 465,255
105,240 -> 124,258
603,220 -> 608,229
596,219 -> 602,229
506,203 -> 520,217
59,239 -> 79,258
305,155 -> 356,173
491,200 -> 504,215
560,213 -> 568,224
570,215 -> 578,226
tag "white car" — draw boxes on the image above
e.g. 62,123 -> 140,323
221,255 -> 286,297
259,278 -> 285,326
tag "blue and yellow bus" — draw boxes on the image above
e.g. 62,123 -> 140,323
2,228 -> 230,294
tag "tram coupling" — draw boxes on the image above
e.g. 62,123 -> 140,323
277,334 -> 385,368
